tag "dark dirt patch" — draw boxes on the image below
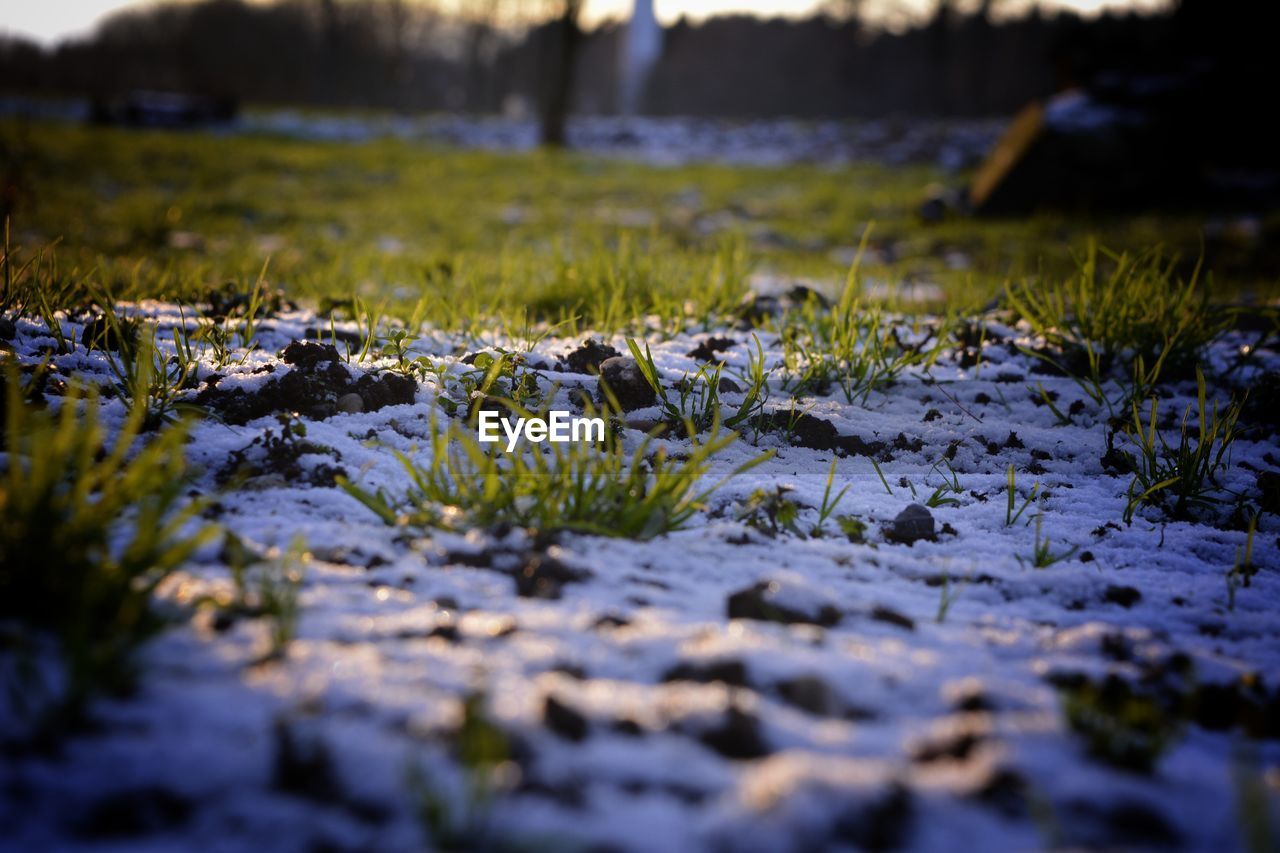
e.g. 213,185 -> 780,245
775,674 -> 841,716
512,553 -> 593,599
561,338 -> 621,375
663,658 -> 750,687
79,315 -> 137,352
832,784 -> 914,851
445,544 -> 593,599
726,580 -> 841,627
543,694 -> 590,742
597,356 -> 657,412
695,705 -> 770,760
687,336 -> 738,362
76,787 -> 193,839
749,410 -> 888,457
218,414 -> 346,488
198,339 -> 417,424
1103,585 -> 1142,608
1059,799 -> 1180,849
870,605 -> 916,631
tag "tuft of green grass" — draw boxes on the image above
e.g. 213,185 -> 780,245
1122,369 -> 1244,524
625,336 -> 770,433
101,314 -> 204,428
339,413 -> 771,540
1006,243 -> 1231,401
252,536 -> 306,662
1020,514 -> 1079,569
780,297 -> 946,404
0,365 -> 214,720
1060,675 -> 1180,774
407,692 -> 516,851
1226,515 -> 1258,612
1005,464 -> 1040,527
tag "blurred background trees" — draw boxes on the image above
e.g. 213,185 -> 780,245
0,0 -> 1271,137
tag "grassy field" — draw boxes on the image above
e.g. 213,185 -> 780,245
5,118 -> 1276,330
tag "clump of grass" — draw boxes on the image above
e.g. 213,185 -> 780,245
1122,369 -> 1244,524
339,414 -> 771,540
1,231 -> 83,355
103,316 -> 204,428
1005,464 -> 1040,527
423,350 -> 545,419
770,236 -> 946,403
736,459 -> 860,540
210,531 -> 307,662
0,365 -> 214,721
923,459 -> 964,509
1019,514 -> 1079,568
407,692 -> 517,851
780,296 -> 945,404
737,485 -> 804,536
1006,243 -> 1230,395
252,536 -> 306,662
1060,674 -> 1181,774
625,336 -> 769,433
1225,514 -> 1258,612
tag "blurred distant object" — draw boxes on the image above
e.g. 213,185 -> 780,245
0,0 -> 1202,122
962,0 -> 1278,215
618,0 -> 662,115
90,90 -> 238,129
967,79 -> 1277,216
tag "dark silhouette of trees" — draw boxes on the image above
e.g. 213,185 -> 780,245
0,0 -> 1270,128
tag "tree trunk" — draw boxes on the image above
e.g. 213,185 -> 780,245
539,0 -> 583,148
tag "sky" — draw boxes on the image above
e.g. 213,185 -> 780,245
0,0 -> 1174,45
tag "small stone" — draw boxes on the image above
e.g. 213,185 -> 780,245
887,503 -> 935,544
336,392 -> 364,414
597,356 -> 657,412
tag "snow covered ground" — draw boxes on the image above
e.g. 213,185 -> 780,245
1,298 -> 1278,851
0,98 -> 999,168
